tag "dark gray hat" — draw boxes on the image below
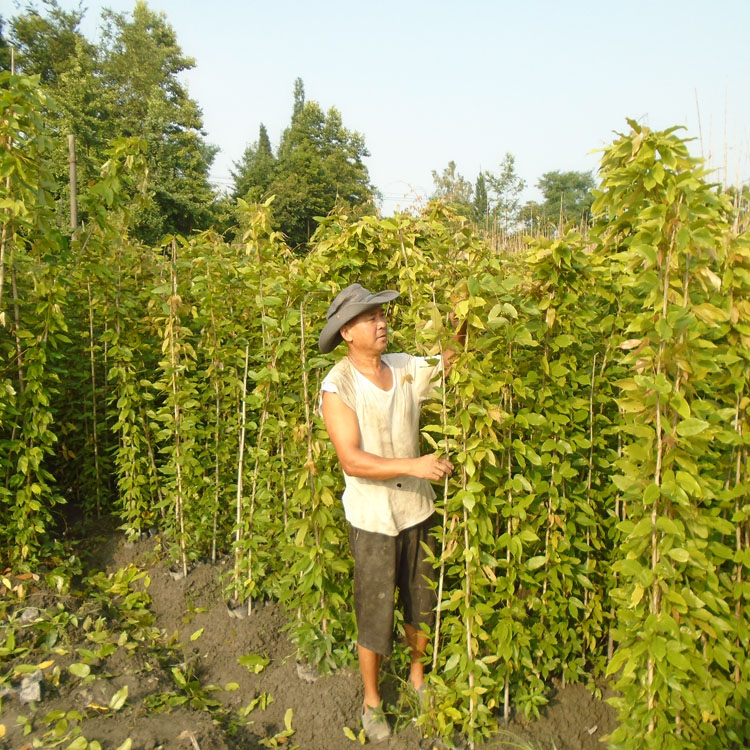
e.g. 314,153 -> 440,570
318,283 -> 399,353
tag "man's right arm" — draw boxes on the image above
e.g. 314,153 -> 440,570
321,390 -> 453,482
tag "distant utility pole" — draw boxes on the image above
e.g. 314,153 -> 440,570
68,134 -> 78,232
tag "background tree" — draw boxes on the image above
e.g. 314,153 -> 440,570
536,169 -> 596,227
7,0 -> 88,85
8,0 -> 217,242
0,16 -> 11,70
239,78 -> 377,250
231,123 -> 276,201
98,2 -> 217,241
486,152 -> 526,233
430,160 -> 473,217
6,0 -> 104,225
473,171 -> 489,224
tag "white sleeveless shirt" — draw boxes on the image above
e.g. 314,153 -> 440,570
321,353 -> 442,536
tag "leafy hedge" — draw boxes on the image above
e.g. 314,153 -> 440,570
2,75 -> 749,748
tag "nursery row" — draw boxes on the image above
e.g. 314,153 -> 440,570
1,75 -> 749,748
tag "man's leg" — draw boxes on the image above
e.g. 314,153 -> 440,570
398,515 -> 438,691
405,623 -> 428,690
349,524 -> 395,709
358,643 -> 383,708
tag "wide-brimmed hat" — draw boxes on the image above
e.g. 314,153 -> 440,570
318,283 -> 399,353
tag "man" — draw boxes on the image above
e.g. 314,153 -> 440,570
319,283 -> 459,742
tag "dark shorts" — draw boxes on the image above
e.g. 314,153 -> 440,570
349,514 -> 437,656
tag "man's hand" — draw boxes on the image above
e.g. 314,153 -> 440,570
411,454 -> 454,482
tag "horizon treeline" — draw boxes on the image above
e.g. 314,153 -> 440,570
0,0 -> 712,250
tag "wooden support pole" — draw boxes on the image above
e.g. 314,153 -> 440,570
68,134 -> 78,232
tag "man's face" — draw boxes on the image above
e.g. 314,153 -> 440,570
342,305 -> 388,353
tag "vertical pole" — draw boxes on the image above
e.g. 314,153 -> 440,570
68,134 -> 78,232
0,50 -> 16,322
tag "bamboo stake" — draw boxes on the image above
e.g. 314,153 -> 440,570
504,380 -> 514,726
246,405 -> 269,616
68,134 -> 78,232
461,419 -> 475,750
583,353 -> 598,661
0,213 -> 7,327
87,282 -> 101,517
245,251 -> 275,614
0,49 -> 14,325
431,328 -> 450,672
137,403 -> 163,512
233,342 -> 251,601
168,242 -> 187,579
280,427 -> 288,529
299,301 -> 327,630
647,213 -> 677,732
608,430 -> 623,662
733,393 -> 744,684
398,229 -> 414,305
11,255 -> 24,394
212,380 -> 220,564
208,302 -> 221,564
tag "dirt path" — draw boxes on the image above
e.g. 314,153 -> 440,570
0,533 -> 615,750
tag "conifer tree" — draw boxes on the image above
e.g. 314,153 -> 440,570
231,123 -> 276,201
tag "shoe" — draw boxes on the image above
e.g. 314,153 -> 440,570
411,681 -> 428,709
362,702 -> 391,743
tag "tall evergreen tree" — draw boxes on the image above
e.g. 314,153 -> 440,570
265,79 -> 377,249
473,171 -> 489,224
231,123 -> 276,201
292,76 -> 305,121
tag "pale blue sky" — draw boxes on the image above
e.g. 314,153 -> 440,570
9,0 -> 750,213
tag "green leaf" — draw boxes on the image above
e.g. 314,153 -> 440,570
109,685 -> 128,711
676,418 -> 708,437
656,517 -> 680,535
643,483 -> 660,504
606,647 -> 630,676
667,548 -> 689,563
190,628 -> 204,641
237,653 -> 270,674
68,663 -> 91,679
115,740 -> 133,750
527,556 -> 546,571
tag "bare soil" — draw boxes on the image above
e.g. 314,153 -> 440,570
0,532 -> 616,750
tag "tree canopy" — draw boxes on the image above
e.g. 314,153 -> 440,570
232,78 -> 378,250
430,160 -> 474,217
535,169 -> 596,226
6,0 -> 217,243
